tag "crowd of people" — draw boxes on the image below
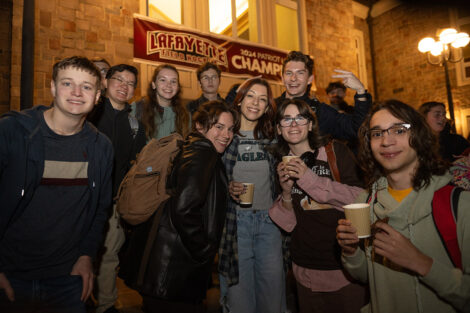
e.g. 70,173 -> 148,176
0,50 -> 469,313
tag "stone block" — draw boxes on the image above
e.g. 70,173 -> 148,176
57,6 -> 76,20
62,38 -> 76,48
76,19 -> 91,31
37,0 -> 54,12
85,42 -> 106,52
86,31 -> 98,43
110,14 -> 124,27
60,0 -> 80,10
40,10 -> 52,28
84,4 -> 104,20
49,38 -> 61,50
63,20 -> 76,32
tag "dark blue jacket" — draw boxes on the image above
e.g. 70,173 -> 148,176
275,91 -> 372,141
0,106 -> 114,273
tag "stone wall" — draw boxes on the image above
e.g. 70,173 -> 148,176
10,0 -> 140,111
0,0 -> 13,115
370,3 -> 470,127
304,0 -> 359,105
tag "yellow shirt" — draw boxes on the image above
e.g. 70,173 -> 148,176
388,186 -> 413,203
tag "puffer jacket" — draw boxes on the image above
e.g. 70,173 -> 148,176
342,173 -> 470,313
119,132 -> 228,303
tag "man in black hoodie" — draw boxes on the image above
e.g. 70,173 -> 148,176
0,56 -> 113,313
88,64 -> 146,313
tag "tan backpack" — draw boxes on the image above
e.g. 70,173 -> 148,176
116,132 -> 183,225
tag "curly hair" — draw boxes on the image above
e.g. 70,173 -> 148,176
358,99 -> 447,190
192,100 -> 240,135
272,99 -> 329,161
232,77 -> 276,140
142,64 -> 190,139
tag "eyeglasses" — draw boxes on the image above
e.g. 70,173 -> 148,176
109,76 -> 136,88
279,115 -> 309,127
99,68 -> 108,75
200,75 -> 219,82
369,123 -> 411,139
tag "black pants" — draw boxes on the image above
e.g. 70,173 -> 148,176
296,281 -> 368,313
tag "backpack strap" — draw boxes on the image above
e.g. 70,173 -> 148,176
432,184 -> 463,270
325,140 -> 341,183
128,114 -> 139,139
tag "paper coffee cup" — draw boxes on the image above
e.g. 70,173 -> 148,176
343,203 -> 371,238
282,155 -> 299,165
283,155 -> 300,176
239,183 -> 254,205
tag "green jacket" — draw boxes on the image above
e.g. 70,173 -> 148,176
343,173 -> 470,313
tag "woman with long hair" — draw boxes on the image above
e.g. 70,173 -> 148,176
269,99 -> 368,313
138,64 -> 190,139
418,101 -> 469,162
218,77 -> 284,313
120,100 -> 239,313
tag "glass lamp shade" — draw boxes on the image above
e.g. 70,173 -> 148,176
418,37 -> 436,53
430,41 -> 443,56
439,28 -> 458,44
451,32 -> 470,48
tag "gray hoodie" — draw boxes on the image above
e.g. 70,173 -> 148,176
343,173 -> 470,313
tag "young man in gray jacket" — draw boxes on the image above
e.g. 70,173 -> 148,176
337,100 -> 470,313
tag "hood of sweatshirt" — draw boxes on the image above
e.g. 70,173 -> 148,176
371,173 -> 452,231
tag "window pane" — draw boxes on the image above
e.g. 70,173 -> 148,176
209,0 -> 249,39
460,24 -> 470,62
236,0 -> 250,40
148,0 -> 181,24
275,4 -> 299,50
209,0 -> 232,33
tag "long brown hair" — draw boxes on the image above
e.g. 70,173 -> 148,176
358,100 -> 448,190
232,77 -> 276,140
142,64 -> 190,139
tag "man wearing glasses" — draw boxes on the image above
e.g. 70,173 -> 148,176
88,64 -> 146,313
187,62 -> 224,115
337,100 -> 470,313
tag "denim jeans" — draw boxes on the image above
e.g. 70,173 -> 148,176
0,274 -> 85,313
220,209 -> 285,313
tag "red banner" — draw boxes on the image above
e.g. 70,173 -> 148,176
133,15 -> 288,81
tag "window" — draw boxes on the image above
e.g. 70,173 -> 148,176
452,8 -> 470,86
275,0 -> 299,51
209,0 -> 251,40
148,0 -> 181,24
353,29 -> 368,89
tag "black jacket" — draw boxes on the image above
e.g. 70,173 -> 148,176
0,106 -> 113,272
439,129 -> 470,162
119,132 -> 228,302
88,98 -> 146,196
275,91 -> 372,141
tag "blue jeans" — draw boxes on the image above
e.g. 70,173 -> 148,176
0,274 -> 85,313
220,209 -> 285,313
